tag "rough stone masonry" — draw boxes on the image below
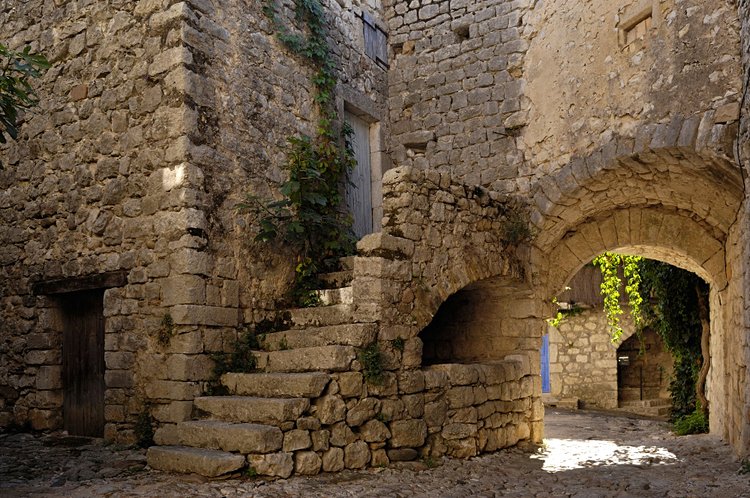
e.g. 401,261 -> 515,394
0,0 -> 748,479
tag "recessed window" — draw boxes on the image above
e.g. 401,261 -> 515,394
362,11 -> 388,68
618,6 -> 653,53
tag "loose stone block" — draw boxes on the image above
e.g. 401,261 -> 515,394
311,429 -> 330,451
360,419 -> 391,443
389,419 -> 427,448
283,429 -> 311,452
247,452 -> 294,478
344,440 -> 370,469
346,397 -> 380,427
315,395 -> 346,425
294,451 -> 322,475
322,447 -> 344,472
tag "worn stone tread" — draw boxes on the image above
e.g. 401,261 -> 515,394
254,345 -> 357,373
154,420 -> 283,454
146,446 -> 245,477
286,304 -> 354,328
193,396 -> 310,425
221,372 -> 330,398
261,324 -> 377,351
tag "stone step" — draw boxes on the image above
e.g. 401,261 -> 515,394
255,345 -> 357,373
339,256 -> 355,271
221,372 -> 330,398
620,398 -> 670,408
154,420 -> 283,454
147,446 -> 245,477
315,286 -> 353,306
318,270 -> 353,288
287,303 -> 354,328
193,396 -> 310,425
261,323 -> 376,351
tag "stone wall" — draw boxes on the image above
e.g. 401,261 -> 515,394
0,0 -> 390,440
385,0 -> 533,190
522,0 -> 742,178
546,308 -> 672,409
0,0 -> 205,439
738,0 -> 750,454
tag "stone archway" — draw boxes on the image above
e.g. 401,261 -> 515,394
526,133 -> 746,455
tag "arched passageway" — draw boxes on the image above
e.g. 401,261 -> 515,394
415,137 -> 747,456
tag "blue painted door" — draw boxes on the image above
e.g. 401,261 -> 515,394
541,334 -> 551,393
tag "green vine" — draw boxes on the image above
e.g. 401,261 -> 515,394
591,253 -> 644,342
638,260 -> 707,423
243,0 -> 356,305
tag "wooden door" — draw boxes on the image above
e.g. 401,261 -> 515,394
345,111 -> 373,239
60,289 -> 105,437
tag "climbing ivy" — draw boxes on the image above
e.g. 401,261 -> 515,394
242,0 -> 356,305
590,254 -> 708,429
638,260 -> 707,423
591,253 -> 644,342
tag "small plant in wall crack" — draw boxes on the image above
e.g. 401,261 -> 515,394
134,406 -> 155,448
242,0 -> 356,306
391,337 -> 405,353
359,342 -> 384,385
157,313 -> 174,346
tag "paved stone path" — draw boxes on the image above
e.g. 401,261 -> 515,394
2,408 -> 748,497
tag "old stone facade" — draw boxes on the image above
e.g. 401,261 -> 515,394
0,0 -> 749,478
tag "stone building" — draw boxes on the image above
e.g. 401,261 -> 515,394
1,0 -> 749,477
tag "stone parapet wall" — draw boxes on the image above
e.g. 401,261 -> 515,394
153,357 -> 538,475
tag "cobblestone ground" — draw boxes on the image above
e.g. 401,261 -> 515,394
2,408 -> 748,497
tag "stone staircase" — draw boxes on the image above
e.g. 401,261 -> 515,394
617,398 -> 671,418
147,263 -> 376,478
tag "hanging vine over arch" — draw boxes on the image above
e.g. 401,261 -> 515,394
591,252 -> 644,342
589,253 -> 709,430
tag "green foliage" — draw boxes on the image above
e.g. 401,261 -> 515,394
211,327 -> 261,379
278,336 -> 289,351
499,205 -> 534,246
375,411 -> 390,423
739,459 -> 750,475
547,298 -> 584,328
673,406 -> 708,435
245,0 -> 356,305
591,253 -> 644,342
157,313 -> 174,346
359,342 -> 384,385
0,44 -> 49,148
134,408 -> 154,448
638,260 -> 706,420
246,466 -> 259,478
391,337 -> 405,352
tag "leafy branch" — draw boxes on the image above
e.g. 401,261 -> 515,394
0,44 -> 49,147
591,252 -> 643,342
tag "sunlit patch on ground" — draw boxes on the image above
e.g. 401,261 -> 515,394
531,438 -> 679,472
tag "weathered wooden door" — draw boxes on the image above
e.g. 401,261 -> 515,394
345,111 -> 373,239
61,289 -> 105,437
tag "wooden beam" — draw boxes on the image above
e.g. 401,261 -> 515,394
32,271 -> 128,295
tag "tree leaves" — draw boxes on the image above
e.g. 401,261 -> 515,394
0,44 -> 49,147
